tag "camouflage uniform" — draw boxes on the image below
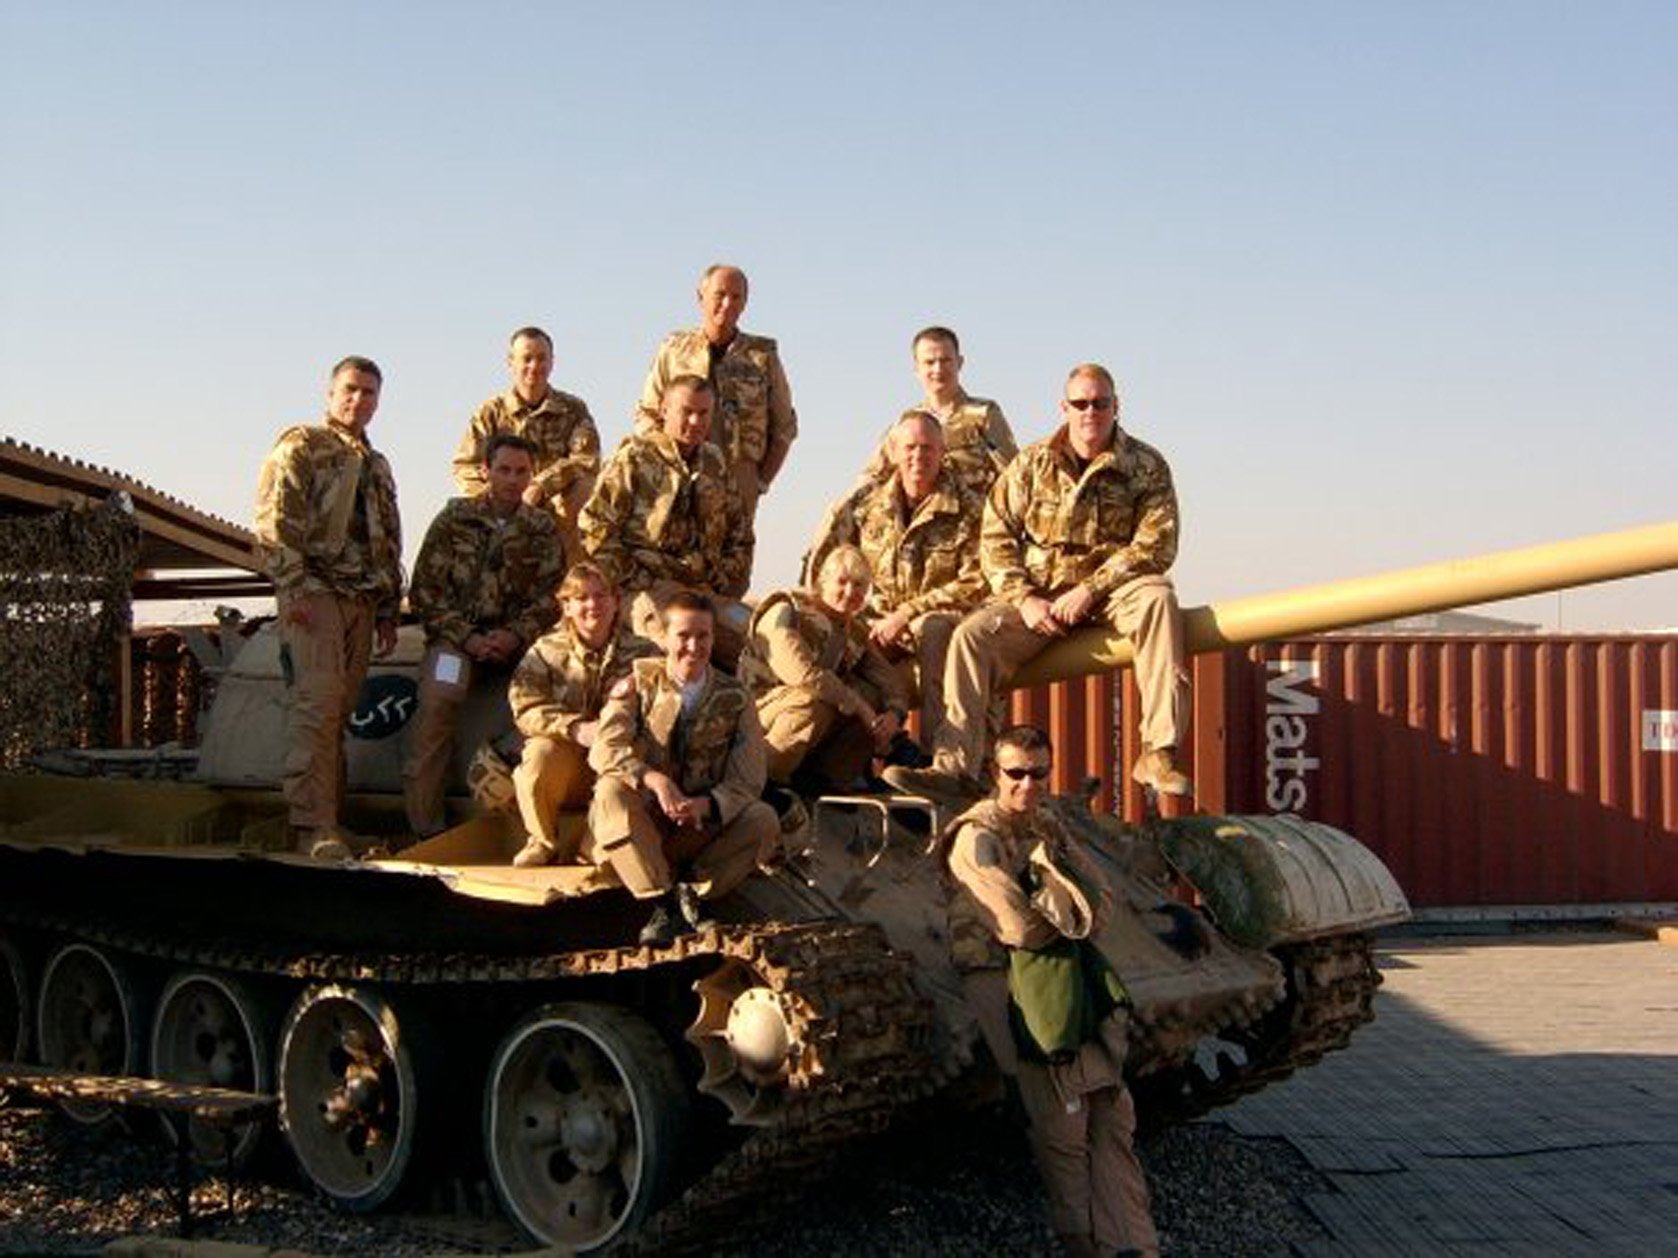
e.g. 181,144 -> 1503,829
451,387 -> 600,554
738,590 -> 908,787
859,393 -> 1018,502
254,419 -> 402,833
946,799 -> 1158,1257
401,494 -> 566,835
807,469 -> 986,734
586,659 -> 778,900
577,430 -> 753,664
507,620 -> 659,859
934,425 -> 1188,776
633,328 -> 797,561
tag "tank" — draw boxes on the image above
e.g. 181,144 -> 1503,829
2,520 -> 1673,1251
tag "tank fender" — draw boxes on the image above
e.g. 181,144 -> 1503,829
1155,814 -> 1410,948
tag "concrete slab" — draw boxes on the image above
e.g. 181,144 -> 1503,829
1221,931 -> 1678,1256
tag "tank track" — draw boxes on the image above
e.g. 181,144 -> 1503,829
0,908 -> 934,1251
1133,931 -> 1382,1127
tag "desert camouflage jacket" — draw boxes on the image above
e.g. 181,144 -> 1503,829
408,495 -> 564,650
738,590 -> 908,718
509,619 -> 659,744
859,394 -> 1018,502
450,388 -> 601,513
590,659 -> 767,825
809,471 -> 986,623
254,419 -> 402,616
981,424 -> 1178,603
944,800 -> 1115,972
633,329 -> 797,486
578,430 -> 752,597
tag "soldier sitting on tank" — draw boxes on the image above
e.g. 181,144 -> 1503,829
945,723 -> 1159,1258
578,374 -> 753,668
254,354 -> 402,861
807,411 -> 987,741
402,434 -> 566,840
738,544 -> 914,796
863,325 -> 1017,501
584,591 -> 781,946
450,325 -> 601,561
887,363 -> 1192,802
506,561 -> 660,868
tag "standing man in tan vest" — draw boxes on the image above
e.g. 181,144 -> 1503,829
451,326 -> 600,559
634,264 -> 797,568
255,356 -> 403,860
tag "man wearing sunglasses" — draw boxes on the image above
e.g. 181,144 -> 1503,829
887,363 -> 1190,800
945,725 -> 1158,1257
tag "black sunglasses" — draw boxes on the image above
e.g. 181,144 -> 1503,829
1065,397 -> 1115,412
999,765 -> 1051,781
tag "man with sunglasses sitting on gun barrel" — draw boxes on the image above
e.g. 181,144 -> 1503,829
885,363 -> 1191,802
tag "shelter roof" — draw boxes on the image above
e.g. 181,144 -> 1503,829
0,438 -> 270,600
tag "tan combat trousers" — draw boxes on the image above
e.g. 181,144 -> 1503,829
401,643 -> 491,836
878,609 -> 959,738
513,735 -> 593,860
279,591 -> 375,832
1017,1060 -> 1159,1256
962,971 -> 1158,1256
628,580 -> 750,670
734,458 -> 762,577
934,576 -> 1189,776
756,687 -> 876,788
585,777 -> 777,900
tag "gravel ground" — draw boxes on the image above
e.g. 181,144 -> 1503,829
0,1096 -> 1329,1256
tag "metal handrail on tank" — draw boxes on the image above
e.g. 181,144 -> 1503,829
1013,520 -> 1678,689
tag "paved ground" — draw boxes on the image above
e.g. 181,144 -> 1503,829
1222,929 -> 1678,1256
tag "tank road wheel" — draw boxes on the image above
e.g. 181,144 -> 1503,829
35,942 -> 149,1125
484,1003 -> 689,1251
150,971 -> 277,1168
0,932 -> 28,1065
278,984 -> 429,1212
688,956 -> 798,1126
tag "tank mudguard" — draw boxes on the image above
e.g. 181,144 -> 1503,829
1155,814 -> 1410,948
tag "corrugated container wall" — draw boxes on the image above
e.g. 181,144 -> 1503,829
1010,634 -> 1678,909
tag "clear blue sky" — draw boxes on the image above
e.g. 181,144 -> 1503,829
3,1 -> 1673,629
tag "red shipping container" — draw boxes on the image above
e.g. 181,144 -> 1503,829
1011,634 -> 1678,910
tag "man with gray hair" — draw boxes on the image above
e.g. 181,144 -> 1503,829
254,355 -> 403,859
634,263 -> 798,570
808,410 -> 987,737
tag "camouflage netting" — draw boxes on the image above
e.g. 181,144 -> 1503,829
0,496 -> 140,767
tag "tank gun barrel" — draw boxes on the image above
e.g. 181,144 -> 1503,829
1012,520 -> 1678,689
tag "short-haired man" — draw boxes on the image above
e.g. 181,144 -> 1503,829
585,592 -> 780,945
451,326 -> 600,557
945,725 -> 1158,1257
403,433 -> 565,838
255,355 -> 403,859
860,326 -> 1017,501
888,364 -> 1191,799
738,544 -> 909,794
633,264 -> 797,569
809,411 -> 987,736
506,561 -> 659,868
580,374 -> 753,665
